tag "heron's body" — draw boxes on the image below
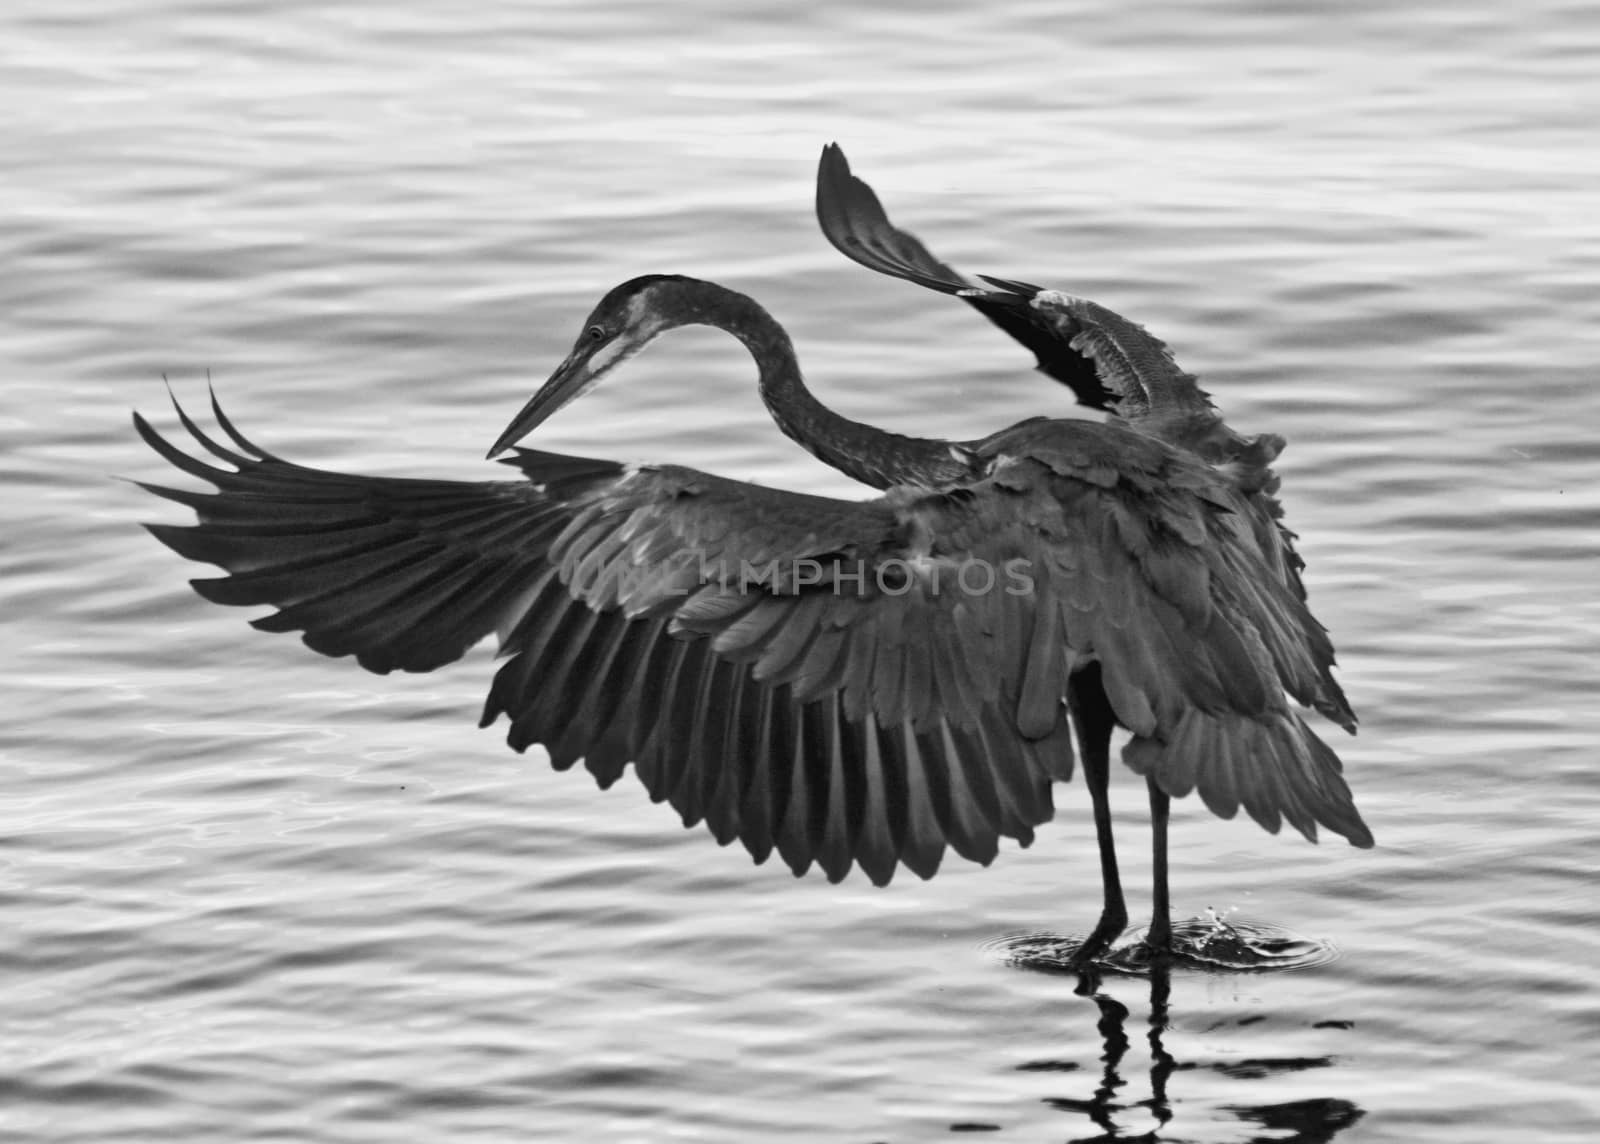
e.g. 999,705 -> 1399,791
137,146 -> 1369,965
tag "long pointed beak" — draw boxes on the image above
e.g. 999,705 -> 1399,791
485,343 -> 600,458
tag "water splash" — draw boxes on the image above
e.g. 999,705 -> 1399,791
988,913 -> 1341,975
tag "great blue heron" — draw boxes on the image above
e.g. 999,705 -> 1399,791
136,145 -> 1370,966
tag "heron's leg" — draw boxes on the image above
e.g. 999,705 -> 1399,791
1146,777 -> 1172,953
1068,666 -> 1127,966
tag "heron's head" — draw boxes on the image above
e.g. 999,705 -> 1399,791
487,275 -> 696,457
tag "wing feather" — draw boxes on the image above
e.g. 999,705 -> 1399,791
815,144 -> 1114,410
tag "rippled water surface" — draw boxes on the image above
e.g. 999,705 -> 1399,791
5,2 -> 1599,1140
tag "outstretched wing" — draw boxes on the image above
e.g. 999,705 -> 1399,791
138,398 -> 1370,870
815,145 -> 1319,607
816,145 -> 1278,466
816,143 -> 1115,411
135,395 -> 1072,886
963,421 -> 1366,849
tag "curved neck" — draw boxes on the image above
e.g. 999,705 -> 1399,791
675,282 -> 970,490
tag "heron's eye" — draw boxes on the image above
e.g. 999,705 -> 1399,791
586,325 -> 606,342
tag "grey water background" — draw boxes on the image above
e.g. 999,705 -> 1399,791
4,1 -> 1598,1140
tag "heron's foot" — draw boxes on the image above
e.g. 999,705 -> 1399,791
1066,909 -> 1129,970
1123,916 -> 1174,967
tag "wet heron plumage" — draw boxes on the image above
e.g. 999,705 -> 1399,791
136,145 -> 1370,965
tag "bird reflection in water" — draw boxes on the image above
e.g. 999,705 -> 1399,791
1006,964 -> 1366,1142
135,145 -> 1371,969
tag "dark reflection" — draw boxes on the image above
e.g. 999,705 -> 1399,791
1010,960 -> 1366,1143
1214,1056 -> 1334,1081
1224,1098 -> 1365,1142
1038,988 -> 1138,1139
